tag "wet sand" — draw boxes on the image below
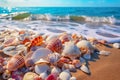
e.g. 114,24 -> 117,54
72,44 -> 120,80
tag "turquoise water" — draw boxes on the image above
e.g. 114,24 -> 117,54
0,7 -> 120,19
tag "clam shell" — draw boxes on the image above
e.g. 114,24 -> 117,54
35,58 -> 49,65
31,48 -> 52,63
7,54 -> 25,71
46,38 -> 63,53
35,63 -> 50,75
113,43 -> 120,49
99,50 -> 111,56
62,41 -> 81,59
39,71 -> 48,80
80,65 -> 90,74
23,72 -> 39,80
59,69 -> 71,80
51,67 -> 61,75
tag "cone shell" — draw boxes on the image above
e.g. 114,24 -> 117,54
23,72 -> 39,80
62,41 -> 81,59
59,69 -> 71,80
46,38 -> 63,53
7,54 -> 25,71
31,48 -> 52,63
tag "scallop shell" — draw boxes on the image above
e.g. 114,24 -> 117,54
31,48 -> 52,63
113,43 -> 120,49
39,71 -> 48,80
62,41 -> 81,59
7,54 -> 25,71
46,38 -> 63,53
51,67 -> 61,75
80,65 -> 90,74
76,40 -> 94,54
59,33 -> 71,44
59,69 -> 71,80
23,72 -> 39,80
35,63 -> 50,75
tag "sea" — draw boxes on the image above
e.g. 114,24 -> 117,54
0,7 -> 120,43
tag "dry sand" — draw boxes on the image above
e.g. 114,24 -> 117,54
72,44 -> 120,80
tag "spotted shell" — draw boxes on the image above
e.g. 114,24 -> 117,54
46,38 -> 63,53
59,33 -> 71,44
76,40 -> 94,54
7,54 -> 25,71
62,41 -> 81,59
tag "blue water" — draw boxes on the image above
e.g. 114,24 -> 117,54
0,7 -> 120,19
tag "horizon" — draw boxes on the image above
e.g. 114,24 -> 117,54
0,0 -> 120,7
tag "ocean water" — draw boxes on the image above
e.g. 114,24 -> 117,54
0,7 -> 120,43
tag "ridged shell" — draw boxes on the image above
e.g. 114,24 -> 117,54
59,33 -> 71,44
62,41 -> 81,59
7,54 -> 25,71
31,36 -> 43,46
23,72 -> 39,80
59,69 -> 71,80
46,38 -> 63,53
46,35 -> 58,42
80,65 -> 90,74
31,48 -> 52,63
35,64 -> 50,75
76,40 -> 94,54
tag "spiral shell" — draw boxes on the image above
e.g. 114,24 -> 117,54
7,54 -> 25,71
46,38 -> 63,53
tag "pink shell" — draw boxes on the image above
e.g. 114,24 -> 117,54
46,38 -> 63,53
7,54 -> 25,71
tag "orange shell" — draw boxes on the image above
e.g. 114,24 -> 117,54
7,54 -> 24,71
31,36 -> 43,46
21,38 -> 31,44
46,38 -> 63,53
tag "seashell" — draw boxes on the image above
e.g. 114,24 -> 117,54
51,67 -> 61,75
72,59 -> 81,68
11,70 -> 23,80
21,38 -> 31,44
2,70 -> 11,79
79,57 -> 86,64
23,72 -> 39,80
46,73 -> 58,80
3,37 -> 19,47
68,64 -> 76,72
0,64 -> 4,73
98,40 -> 107,45
99,50 -> 111,56
31,48 -> 52,63
3,46 -> 17,56
35,63 -> 50,75
76,40 -> 94,54
59,33 -> 71,44
47,52 -> 61,64
39,71 -> 48,80
7,54 -> 25,71
46,38 -> 63,53
62,63 -> 69,71
59,69 -> 71,80
83,53 -> 91,60
80,65 -> 90,74
30,36 -> 43,47
62,41 -> 81,59
16,45 -> 28,55
70,77 -> 77,80
0,56 -> 4,63
113,43 -> 120,49
46,35 -> 58,42
35,58 -> 49,65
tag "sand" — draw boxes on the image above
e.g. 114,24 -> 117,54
72,44 -> 120,80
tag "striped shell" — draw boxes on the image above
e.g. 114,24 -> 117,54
31,36 -> 43,47
46,38 -> 63,53
7,54 -> 25,71
59,33 -> 71,44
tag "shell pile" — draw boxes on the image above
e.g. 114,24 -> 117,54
0,29 -> 115,80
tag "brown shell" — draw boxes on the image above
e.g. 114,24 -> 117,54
7,54 -> 25,71
46,38 -> 63,53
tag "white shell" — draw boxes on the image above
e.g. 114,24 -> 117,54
70,77 -> 77,80
62,41 -> 81,59
113,43 -> 120,49
80,65 -> 90,74
35,58 -> 49,64
40,72 -> 48,80
99,50 -> 111,56
46,35 -> 58,43
68,64 -> 76,72
35,64 -> 50,75
59,69 -> 71,80
51,67 -> 61,75
31,48 -> 52,63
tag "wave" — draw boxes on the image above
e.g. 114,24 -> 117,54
0,12 -> 116,24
